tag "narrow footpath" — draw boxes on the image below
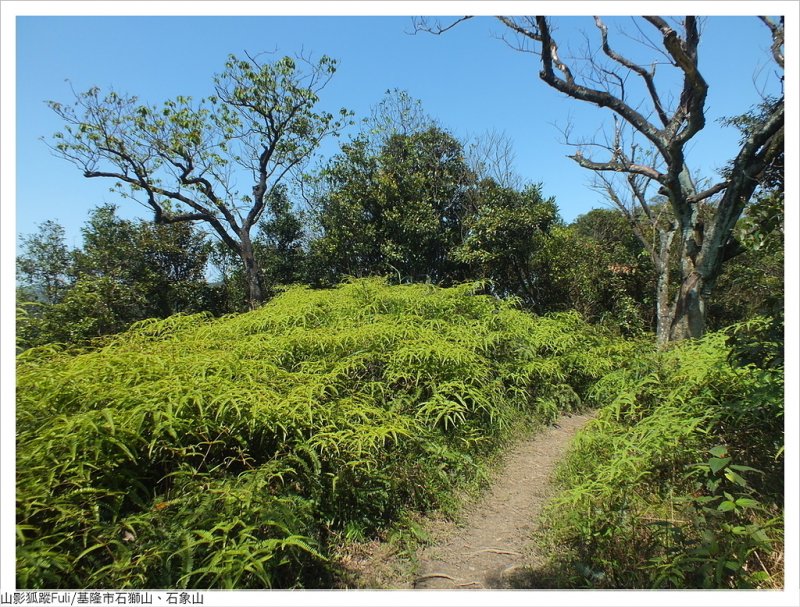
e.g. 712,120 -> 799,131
409,412 -> 593,589
338,412 -> 594,589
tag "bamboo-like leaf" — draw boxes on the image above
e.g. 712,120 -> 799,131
17,277 -> 634,589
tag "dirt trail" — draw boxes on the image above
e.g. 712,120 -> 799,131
405,413 -> 592,589
338,413 -> 593,589
404,413 -> 592,589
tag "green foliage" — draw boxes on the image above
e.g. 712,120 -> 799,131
308,127 -> 475,285
455,180 -> 560,308
719,96 -> 784,192
539,222 -> 653,335
17,278 -> 627,588
16,207 -> 214,349
539,319 -> 783,588
654,445 -> 781,589
708,97 -> 784,331
18,276 -> 148,345
46,53 -> 351,307
708,190 -> 783,330
257,184 -> 308,288
208,185 -> 308,312
73,204 -> 213,317
16,220 -> 73,304
364,88 -> 436,146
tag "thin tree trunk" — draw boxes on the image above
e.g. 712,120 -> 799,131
652,226 -> 676,346
239,235 -> 264,309
655,269 -> 672,346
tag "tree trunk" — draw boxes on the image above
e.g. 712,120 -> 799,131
668,270 -> 707,341
657,221 -> 720,344
653,227 -> 676,346
419,16 -> 783,346
239,235 -> 264,309
655,269 -> 672,346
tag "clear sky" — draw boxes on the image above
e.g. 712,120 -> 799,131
12,8 -> 786,248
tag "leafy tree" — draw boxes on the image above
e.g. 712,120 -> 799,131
571,208 -> 643,259
707,191 -> 783,330
365,88 -> 435,147
458,198 -> 656,334
417,16 -> 784,342
309,127 -> 475,284
16,206 -> 214,348
29,276 -> 149,344
16,220 -> 73,304
705,96 -> 784,329
455,180 -> 559,308
46,53 -> 349,308
72,204 -> 213,318
257,184 -> 308,287
306,136 -> 382,284
208,185 -> 308,312
545,222 -> 654,335
207,241 -> 249,314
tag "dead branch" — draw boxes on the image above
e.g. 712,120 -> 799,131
759,16 -> 784,68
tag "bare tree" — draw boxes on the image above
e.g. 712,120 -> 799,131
47,53 -> 349,308
465,129 -> 523,190
416,15 -> 784,343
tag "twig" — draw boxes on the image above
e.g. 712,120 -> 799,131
416,572 -> 456,582
752,550 -> 774,584
469,548 -> 521,556
640,515 -> 690,524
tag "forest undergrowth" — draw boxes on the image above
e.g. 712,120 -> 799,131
16,278 -> 634,588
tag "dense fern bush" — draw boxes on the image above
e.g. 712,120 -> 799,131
17,278 -> 629,589
540,317 -> 784,589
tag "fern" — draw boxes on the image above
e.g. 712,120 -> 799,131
17,277 -> 627,588
540,320 -> 784,589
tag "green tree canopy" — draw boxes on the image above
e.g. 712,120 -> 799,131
455,180 -> 559,309
17,206 -> 214,348
47,53 -> 349,308
309,127 -> 476,285
17,220 -> 73,304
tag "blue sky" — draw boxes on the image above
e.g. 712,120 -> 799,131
14,13 -> 784,248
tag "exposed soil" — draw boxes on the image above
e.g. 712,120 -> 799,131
340,412 -> 594,589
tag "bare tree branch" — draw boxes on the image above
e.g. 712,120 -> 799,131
495,16 -> 542,43
529,17 -> 670,157
569,151 -> 664,181
759,16 -> 784,67
594,16 -> 669,126
411,16 -> 474,35
483,15 -> 783,341
466,129 -> 522,189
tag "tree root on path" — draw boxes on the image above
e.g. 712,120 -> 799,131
415,573 -> 485,589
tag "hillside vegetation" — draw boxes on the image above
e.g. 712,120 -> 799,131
16,278 -> 634,588
540,317 -> 784,588
17,17 -> 785,592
